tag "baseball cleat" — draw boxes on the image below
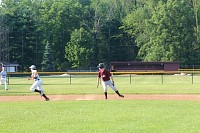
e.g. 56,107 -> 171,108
45,98 -> 50,101
119,95 -> 124,98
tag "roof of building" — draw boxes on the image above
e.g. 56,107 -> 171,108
0,61 -> 19,67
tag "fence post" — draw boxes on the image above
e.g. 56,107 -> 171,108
192,65 -> 194,84
192,72 -> 193,84
161,74 -> 163,84
70,74 -> 71,84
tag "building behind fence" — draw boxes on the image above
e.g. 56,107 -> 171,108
110,61 -> 180,72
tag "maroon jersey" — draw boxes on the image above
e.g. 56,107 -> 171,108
98,69 -> 111,81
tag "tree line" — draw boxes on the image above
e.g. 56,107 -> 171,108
0,0 -> 200,71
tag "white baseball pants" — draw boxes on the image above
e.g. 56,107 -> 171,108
0,78 -> 7,90
30,79 -> 43,95
101,80 -> 118,92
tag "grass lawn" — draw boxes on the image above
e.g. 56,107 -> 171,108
0,75 -> 200,133
0,75 -> 200,95
1,100 -> 200,133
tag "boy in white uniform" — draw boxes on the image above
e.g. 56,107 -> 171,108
0,67 -> 8,90
28,65 -> 49,101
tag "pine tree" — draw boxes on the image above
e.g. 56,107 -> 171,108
41,42 -> 55,72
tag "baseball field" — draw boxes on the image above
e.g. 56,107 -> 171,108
1,74 -> 200,133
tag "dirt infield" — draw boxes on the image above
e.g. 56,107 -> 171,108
1,94 -> 200,102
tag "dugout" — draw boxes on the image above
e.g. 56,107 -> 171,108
0,61 -> 19,72
110,61 -> 180,72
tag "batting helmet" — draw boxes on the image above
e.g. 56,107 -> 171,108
97,63 -> 105,68
29,65 -> 36,69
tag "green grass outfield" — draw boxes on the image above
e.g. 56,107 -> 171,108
1,75 -> 200,133
1,74 -> 200,95
1,100 -> 200,133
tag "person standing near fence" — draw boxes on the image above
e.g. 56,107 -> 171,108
97,63 -> 124,100
28,65 -> 49,101
0,67 -> 8,90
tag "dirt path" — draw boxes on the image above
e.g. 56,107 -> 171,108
1,94 -> 200,102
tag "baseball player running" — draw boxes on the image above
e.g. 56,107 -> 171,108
97,63 -> 124,99
0,67 -> 8,90
28,65 -> 49,101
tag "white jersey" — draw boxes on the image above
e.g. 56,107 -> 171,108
0,70 -> 7,79
30,69 -> 43,93
0,70 -> 8,90
31,69 -> 40,81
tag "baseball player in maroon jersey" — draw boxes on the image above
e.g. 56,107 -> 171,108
97,63 -> 124,99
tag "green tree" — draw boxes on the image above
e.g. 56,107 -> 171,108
100,0 -> 138,63
38,0 -> 83,71
65,28 -> 94,69
41,42 -> 55,72
190,0 -> 200,65
82,0 -> 138,65
100,19 -> 136,64
122,5 -> 151,61
123,0 -> 196,64
2,0 -> 41,71
144,0 -> 195,64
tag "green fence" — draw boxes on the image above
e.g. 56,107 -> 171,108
7,71 -> 200,85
